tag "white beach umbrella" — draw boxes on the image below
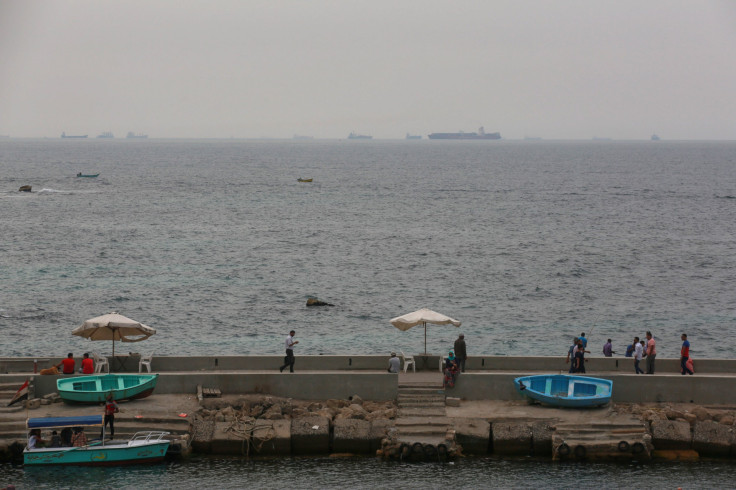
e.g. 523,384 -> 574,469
72,312 -> 156,360
390,308 -> 461,354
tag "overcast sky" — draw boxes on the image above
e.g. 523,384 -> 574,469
1,0 -> 735,140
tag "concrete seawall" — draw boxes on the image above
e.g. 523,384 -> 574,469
5,355 -> 736,405
6,355 -> 736,375
4,354 -> 736,462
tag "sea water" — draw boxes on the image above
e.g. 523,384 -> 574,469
2,139 -> 736,488
1,139 -> 735,359
4,455 -> 736,489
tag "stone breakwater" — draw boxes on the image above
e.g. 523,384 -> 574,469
191,394 -> 398,457
3,393 -> 736,462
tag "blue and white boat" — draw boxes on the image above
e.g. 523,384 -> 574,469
24,415 -> 170,466
513,374 -> 613,408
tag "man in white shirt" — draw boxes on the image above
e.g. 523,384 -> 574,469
279,330 -> 298,373
388,352 -> 400,373
633,336 -> 644,374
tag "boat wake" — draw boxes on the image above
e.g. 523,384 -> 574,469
36,188 -> 100,195
37,188 -> 74,194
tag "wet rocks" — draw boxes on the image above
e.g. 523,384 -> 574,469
306,298 -> 334,307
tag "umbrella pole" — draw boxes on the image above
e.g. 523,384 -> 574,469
424,322 -> 427,355
112,338 -> 115,373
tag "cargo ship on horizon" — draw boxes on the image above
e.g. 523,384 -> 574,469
347,132 -> 372,140
126,132 -> 148,139
61,132 -> 88,139
428,126 -> 500,140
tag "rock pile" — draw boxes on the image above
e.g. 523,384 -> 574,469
191,394 -> 397,456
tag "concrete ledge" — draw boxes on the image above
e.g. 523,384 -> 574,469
252,419 -> 290,456
492,421 -> 532,456
291,416 -> 330,455
453,418 -> 490,455
450,373 -> 736,404
651,420 -> 692,450
693,421 -> 732,457
332,419 -> 372,454
532,420 -> 554,457
210,421 -> 248,455
31,372 -> 398,401
6,355 -> 736,374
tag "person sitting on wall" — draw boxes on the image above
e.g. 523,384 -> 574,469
56,353 -> 75,375
443,351 -> 460,389
387,352 -> 400,373
80,352 -> 94,374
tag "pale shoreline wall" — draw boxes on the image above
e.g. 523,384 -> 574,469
4,355 -> 736,374
4,355 -> 736,404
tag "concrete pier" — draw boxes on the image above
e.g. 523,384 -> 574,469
3,355 -> 736,462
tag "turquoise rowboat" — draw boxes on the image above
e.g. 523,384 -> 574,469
513,374 -> 613,408
24,415 -> 169,466
57,374 -> 159,404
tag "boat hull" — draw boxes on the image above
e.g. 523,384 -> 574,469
428,132 -> 501,140
513,374 -> 612,408
24,441 -> 169,466
57,374 -> 159,404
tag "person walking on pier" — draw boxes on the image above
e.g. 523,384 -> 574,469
645,331 -> 657,374
454,334 -> 467,372
279,330 -> 298,373
633,337 -> 645,374
681,334 -> 694,375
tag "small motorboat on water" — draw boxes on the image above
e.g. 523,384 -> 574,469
24,415 -> 170,466
76,173 -> 100,178
297,178 -> 313,183
513,374 -> 613,408
18,185 -> 32,192
57,374 -> 159,404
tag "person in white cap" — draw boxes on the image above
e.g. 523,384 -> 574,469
388,352 -> 400,373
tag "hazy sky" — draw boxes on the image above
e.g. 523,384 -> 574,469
1,0 -> 735,139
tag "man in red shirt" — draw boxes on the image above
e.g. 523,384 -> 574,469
56,353 -> 76,375
81,353 -> 94,374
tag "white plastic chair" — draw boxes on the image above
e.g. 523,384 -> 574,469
440,356 -> 448,373
400,351 -> 415,373
92,353 -> 109,374
139,352 -> 153,373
